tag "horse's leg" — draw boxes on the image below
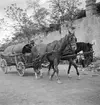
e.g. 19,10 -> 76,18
34,69 -> 38,79
47,53 -> 61,83
46,54 -> 53,75
46,54 -> 56,80
49,60 -> 56,80
67,61 -> 72,78
39,66 -> 43,78
70,60 -> 80,79
34,66 -> 41,79
49,66 -> 56,81
81,59 -> 85,72
81,60 -> 88,75
54,58 -> 62,84
55,66 -> 62,84
48,62 -> 52,75
49,58 -> 60,82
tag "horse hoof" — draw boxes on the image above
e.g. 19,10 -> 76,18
35,77 -> 39,80
40,73 -> 43,78
77,76 -> 81,80
67,74 -> 72,78
35,76 -> 40,80
40,75 -> 43,78
49,76 -> 52,81
57,80 -> 62,84
82,72 -> 88,75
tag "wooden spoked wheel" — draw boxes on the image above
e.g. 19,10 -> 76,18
17,62 -> 25,77
0,59 -> 8,74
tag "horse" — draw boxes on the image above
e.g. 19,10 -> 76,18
75,42 -> 93,66
74,42 -> 93,67
31,31 -> 77,83
47,42 -> 93,78
66,42 -> 93,77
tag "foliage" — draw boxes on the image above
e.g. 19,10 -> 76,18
2,0 -> 83,44
96,2 -> 100,14
4,3 -> 37,42
49,0 -> 81,25
0,36 -> 13,50
0,18 -> 6,29
27,0 -> 49,30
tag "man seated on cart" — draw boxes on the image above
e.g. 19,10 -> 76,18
22,40 -> 35,54
30,40 -> 35,47
22,40 -> 35,63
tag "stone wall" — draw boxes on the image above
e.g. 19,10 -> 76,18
41,25 -> 68,44
36,0 -> 100,57
41,15 -> 100,57
74,15 -> 100,57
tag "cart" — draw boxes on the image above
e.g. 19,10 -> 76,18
0,43 -> 34,76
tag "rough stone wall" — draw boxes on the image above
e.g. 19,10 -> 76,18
35,0 -> 100,57
74,15 -> 100,57
42,25 -> 68,44
41,15 -> 100,57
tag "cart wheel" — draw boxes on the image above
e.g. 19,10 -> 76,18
17,62 -> 25,77
0,59 -> 8,74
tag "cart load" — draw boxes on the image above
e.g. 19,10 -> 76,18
3,43 -> 31,56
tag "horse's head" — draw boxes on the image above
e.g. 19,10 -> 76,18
87,43 -> 93,51
67,31 -> 77,51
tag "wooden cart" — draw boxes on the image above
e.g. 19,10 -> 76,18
0,43 -> 34,76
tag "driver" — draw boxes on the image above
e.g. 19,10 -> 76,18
30,40 -> 35,47
68,26 -> 75,34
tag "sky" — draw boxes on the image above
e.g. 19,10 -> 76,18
0,0 -> 48,18
0,0 -> 100,43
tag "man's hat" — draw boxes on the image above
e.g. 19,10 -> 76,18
30,40 -> 34,44
68,26 -> 75,30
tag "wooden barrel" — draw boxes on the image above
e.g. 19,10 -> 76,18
3,43 -> 27,56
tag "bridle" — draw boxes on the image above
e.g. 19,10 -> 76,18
67,32 -> 77,52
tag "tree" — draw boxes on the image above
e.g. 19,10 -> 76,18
27,0 -> 49,33
49,0 -> 81,26
4,3 -> 36,42
0,18 -> 6,29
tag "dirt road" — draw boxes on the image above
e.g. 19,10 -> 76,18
0,65 -> 100,105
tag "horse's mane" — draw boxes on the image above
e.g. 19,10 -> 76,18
46,34 -> 68,52
58,34 -> 70,53
31,33 -> 76,61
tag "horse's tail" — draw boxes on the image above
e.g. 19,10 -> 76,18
41,52 -> 50,63
40,51 -> 54,68
41,51 -> 55,63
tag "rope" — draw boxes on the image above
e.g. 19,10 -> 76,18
32,51 -> 94,63
1,53 -> 23,57
61,51 -> 94,58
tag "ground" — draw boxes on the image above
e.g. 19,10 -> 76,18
0,64 -> 100,105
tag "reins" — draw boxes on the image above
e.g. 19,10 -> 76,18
61,51 -> 94,59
